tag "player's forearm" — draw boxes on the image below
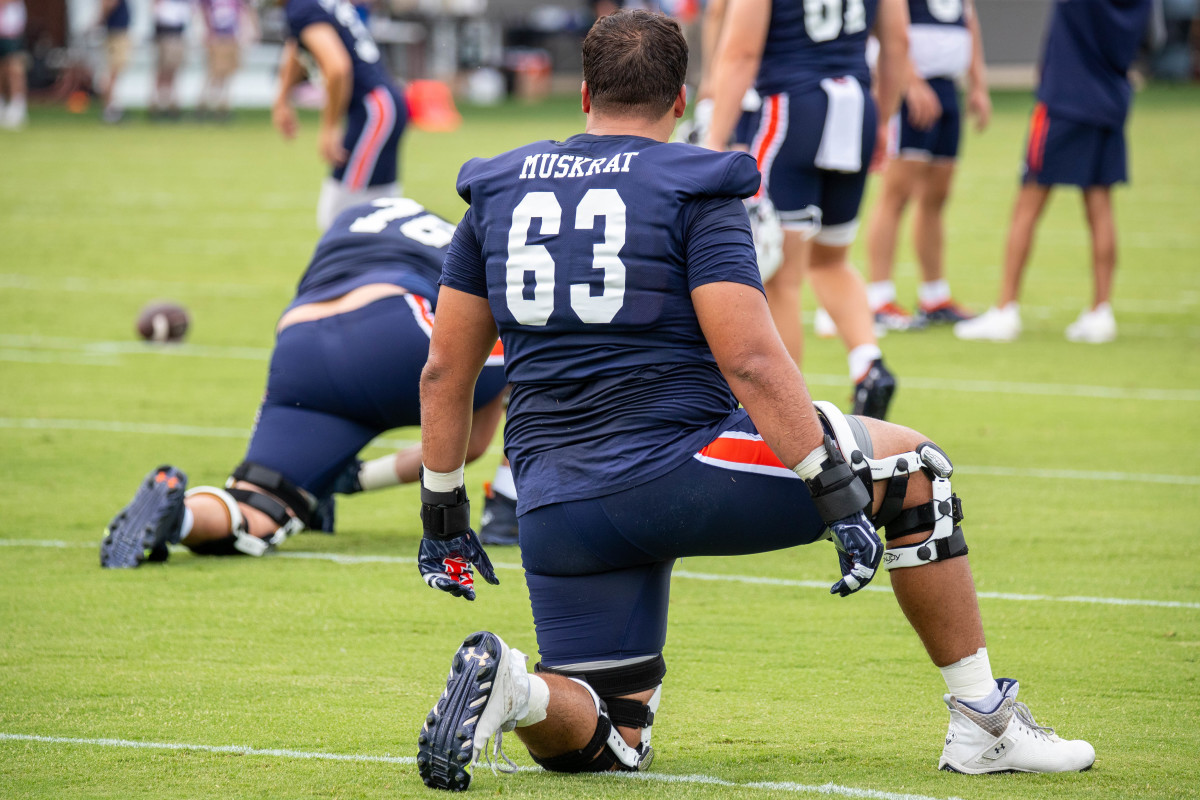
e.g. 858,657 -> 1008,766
874,35 -> 909,118
275,41 -> 303,104
320,68 -> 351,130
419,365 -> 475,475
966,6 -> 988,93
704,56 -> 757,150
726,353 -> 827,468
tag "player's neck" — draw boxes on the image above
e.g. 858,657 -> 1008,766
583,112 -> 676,143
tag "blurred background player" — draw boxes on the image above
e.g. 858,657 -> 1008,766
0,0 -> 27,130
273,0 -> 409,230
863,0 -> 990,331
198,0 -> 252,121
703,0 -> 909,420
954,0 -> 1153,344
97,0 -> 132,124
100,198 -> 508,568
150,0 -> 193,120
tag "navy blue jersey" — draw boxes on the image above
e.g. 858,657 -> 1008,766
908,0 -> 965,27
440,135 -> 762,512
286,0 -> 393,106
105,0 -> 131,30
287,198 -> 451,313
1037,0 -> 1152,129
757,0 -> 879,95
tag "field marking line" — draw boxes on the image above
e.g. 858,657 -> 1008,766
3,539 -> 1197,610
0,273 -> 281,298
2,417 -> 1199,486
0,733 -> 967,800
4,334 -> 1200,401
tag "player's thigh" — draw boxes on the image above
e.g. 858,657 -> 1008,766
337,85 -> 405,188
242,403 -> 379,496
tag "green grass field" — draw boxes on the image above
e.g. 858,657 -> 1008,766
1,87 -> 1198,800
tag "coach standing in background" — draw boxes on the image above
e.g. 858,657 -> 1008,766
954,0 -> 1153,344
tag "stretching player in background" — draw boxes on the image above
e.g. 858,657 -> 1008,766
101,198 -> 508,568
863,0 -> 990,330
273,0 -> 408,230
954,0 -> 1152,344
413,12 -> 1094,790
703,0 -> 908,419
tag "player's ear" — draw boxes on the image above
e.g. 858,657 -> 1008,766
672,85 -> 687,119
581,81 -> 591,114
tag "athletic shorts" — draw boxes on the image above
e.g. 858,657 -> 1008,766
333,84 -> 408,190
242,294 -> 507,498
894,77 -> 961,161
519,411 -> 866,667
749,83 -> 878,245
1022,102 -> 1127,187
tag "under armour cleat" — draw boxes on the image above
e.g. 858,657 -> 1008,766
418,631 -> 530,791
916,300 -> 974,326
479,483 -> 519,547
939,679 -> 1095,774
851,359 -> 896,420
101,466 -> 188,568
874,301 -> 921,331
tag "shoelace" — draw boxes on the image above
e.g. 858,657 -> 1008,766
1012,701 -> 1056,740
478,730 -> 520,775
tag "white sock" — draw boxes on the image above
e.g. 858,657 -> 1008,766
358,455 -> 400,491
847,344 -> 882,382
491,464 -> 516,499
516,674 -> 549,727
940,647 -> 998,704
918,279 -> 950,308
866,281 -> 896,311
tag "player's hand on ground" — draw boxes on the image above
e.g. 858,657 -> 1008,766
905,79 -> 941,130
417,530 -> 498,602
968,86 -> 992,132
272,102 -> 298,139
318,124 -> 348,167
827,510 -> 883,597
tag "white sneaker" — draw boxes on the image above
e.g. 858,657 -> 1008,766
1065,303 -> 1116,343
813,307 -> 837,339
954,304 -> 1021,342
939,679 -> 1096,774
418,631 -> 530,791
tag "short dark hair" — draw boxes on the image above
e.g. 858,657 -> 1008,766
582,10 -> 688,120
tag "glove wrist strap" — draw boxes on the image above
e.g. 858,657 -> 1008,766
419,466 -> 470,541
794,435 -> 872,524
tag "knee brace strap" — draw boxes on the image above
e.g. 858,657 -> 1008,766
882,474 -> 968,570
184,485 -> 266,556
229,461 -> 317,528
529,678 -> 650,773
535,653 -> 666,697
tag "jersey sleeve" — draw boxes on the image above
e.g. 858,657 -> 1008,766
439,207 -> 489,299
683,196 -> 763,294
285,0 -> 327,39
716,151 -> 763,200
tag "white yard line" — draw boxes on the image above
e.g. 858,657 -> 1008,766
3,539 -> 1196,610
0,732 -> 967,800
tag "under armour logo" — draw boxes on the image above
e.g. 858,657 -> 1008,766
442,556 -> 475,589
993,742 -> 1007,756
463,646 -> 490,666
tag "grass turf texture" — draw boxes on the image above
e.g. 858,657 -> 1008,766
1,87 -> 1198,800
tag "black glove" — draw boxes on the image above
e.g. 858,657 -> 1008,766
801,435 -> 883,597
419,482 -> 498,602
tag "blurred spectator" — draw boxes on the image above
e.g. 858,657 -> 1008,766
151,0 -> 193,119
954,0 -> 1154,344
98,0 -> 131,123
198,0 -> 253,120
0,0 -> 27,129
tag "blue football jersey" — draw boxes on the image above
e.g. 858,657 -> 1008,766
286,0 -> 393,105
287,198 -> 451,313
908,0 -> 965,27
1037,0 -> 1152,129
757,0 -> 880,95
440,135 -> 763,512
